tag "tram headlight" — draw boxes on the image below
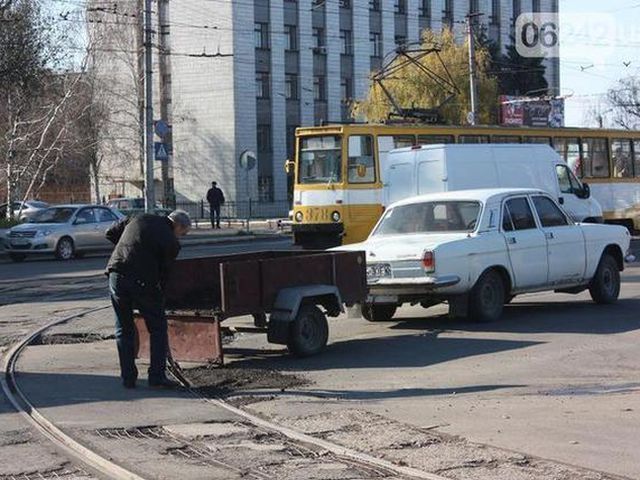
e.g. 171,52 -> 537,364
295,211 -> 304,223
331,211 -> 341,222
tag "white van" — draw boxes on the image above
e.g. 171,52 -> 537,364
383,144 -> 603,223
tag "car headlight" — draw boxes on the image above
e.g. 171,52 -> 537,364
295,211 -> 304,223
331,211 -> 341,222
36,230 -> 52,238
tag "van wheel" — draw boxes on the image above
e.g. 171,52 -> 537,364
55,237 -> 75,260
287,305 -> 329,357
589,254 -> 620,304
469,270 -> 505,323
362,303 -> 397,322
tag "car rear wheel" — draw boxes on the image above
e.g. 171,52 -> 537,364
55,237 -> 75,260
362,303 -> 398,322
287,305 -> 329,357
469,270 -> 505,323
589,254 -> 620,304
9,253 -> 26,263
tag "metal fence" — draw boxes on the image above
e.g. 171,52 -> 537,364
175,200 -> 291,222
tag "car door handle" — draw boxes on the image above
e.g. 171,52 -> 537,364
545,232 -> 555,240
507,237 -> 517,245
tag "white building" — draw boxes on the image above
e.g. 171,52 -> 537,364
95,0 -> 560,209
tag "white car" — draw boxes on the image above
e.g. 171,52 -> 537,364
336,189 -> 632,323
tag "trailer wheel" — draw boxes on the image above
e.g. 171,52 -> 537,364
287,305 -> 329,357
361,303 -> 397,322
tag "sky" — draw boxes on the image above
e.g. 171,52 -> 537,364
560,0 -> 640,127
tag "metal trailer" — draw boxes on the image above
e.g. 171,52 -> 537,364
134,250 -> 366,365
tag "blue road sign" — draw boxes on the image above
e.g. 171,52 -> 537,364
154,142 -> 169,161
154,120 -> 171,138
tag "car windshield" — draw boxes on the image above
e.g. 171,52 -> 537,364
299,135 -> 342,184
29,207 -> 76,224
28,201 -> 49,208
372,201 -> 482,236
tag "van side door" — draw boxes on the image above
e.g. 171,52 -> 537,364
531,195 -> 587,285
502,197 -> 549,289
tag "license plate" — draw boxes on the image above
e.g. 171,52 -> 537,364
11,238 -> 29,246
308,208 -> 328,222
367,263 -> 392,282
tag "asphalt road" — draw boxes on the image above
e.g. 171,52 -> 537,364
0,237 -> 295,283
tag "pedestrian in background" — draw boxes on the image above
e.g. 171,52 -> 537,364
206,181 -> 225,229
106,210 -> 191,389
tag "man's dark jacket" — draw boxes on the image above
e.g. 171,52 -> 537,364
106,215 -> 180,287
206,187 -> 225,207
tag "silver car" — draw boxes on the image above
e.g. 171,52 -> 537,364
0,200 -> 49,221
5,205 -> 124,262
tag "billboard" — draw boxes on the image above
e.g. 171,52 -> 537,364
500,96 -> 564,128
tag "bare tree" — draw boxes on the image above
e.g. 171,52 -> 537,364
606,76 -> 640,130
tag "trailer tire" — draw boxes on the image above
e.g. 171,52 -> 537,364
361,303 -> 397,322
287,304 -> 329,357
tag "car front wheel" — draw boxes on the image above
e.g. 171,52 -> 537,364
589,254 -> 620,304
55,237 -> 75,260
469,270 -> 505,323
362,303 -> 397,322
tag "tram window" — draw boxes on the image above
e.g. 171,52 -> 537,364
553,137 -> 581,177
348,135 -> 375,183
524,136 -> 551,145
492,135 -> 521,143
459,135 -> 490,144
611,139 -> 633,178
582,138 -> 609,178
417,135 -> 454,144
634,140 -> 640,177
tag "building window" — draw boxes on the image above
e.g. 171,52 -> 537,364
469,0 -> 478,14
258,176 -> 274,203
369,0 -> 380,11
419,0 -> 431,18
532,0 -> 540,12
257,124 -> 271,153
395,35 -> 406,48
256,72 -> 269,99
491,0 -> 500,24
442,0 -> 453,26
394,0 -> 406,14
284,24 -> 297,51
314,75 -> 326,101
370,32 -> 382,57
286,125 -> 298,159
254,22 -> 269,49
339,0 -> 350,8
341,77 -> 353,103
512,0 -> 521,21
340,29 -> 352,55
285,74 -> 298,100
312,27 -> 325,51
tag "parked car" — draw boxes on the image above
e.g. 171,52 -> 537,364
0,200 -> 50,221
107,197 -> 171,217
5,205 -> 124,262
335,188 -> 631,323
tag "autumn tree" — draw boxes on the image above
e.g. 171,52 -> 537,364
496,41 -> 548,96
353,28 -> 499,125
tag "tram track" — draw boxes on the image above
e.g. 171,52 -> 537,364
1,305 -> 449,480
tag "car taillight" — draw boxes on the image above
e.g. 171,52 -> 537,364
422,251 -> 435,272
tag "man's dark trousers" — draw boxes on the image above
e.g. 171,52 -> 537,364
210,205 -> 221,229
109,272 -> 168,384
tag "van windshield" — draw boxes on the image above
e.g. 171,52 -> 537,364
299,135 -> 342,184
373,201 -> 482,236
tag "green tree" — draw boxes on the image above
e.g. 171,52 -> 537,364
353,29 -> 499,125
496,42 -> 548,96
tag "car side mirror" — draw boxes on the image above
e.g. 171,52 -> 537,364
582,183 -> 590,199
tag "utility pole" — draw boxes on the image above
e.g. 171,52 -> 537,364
466,13 -> 482,126
143,0 -> 155,212
157,0 -> 175,208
